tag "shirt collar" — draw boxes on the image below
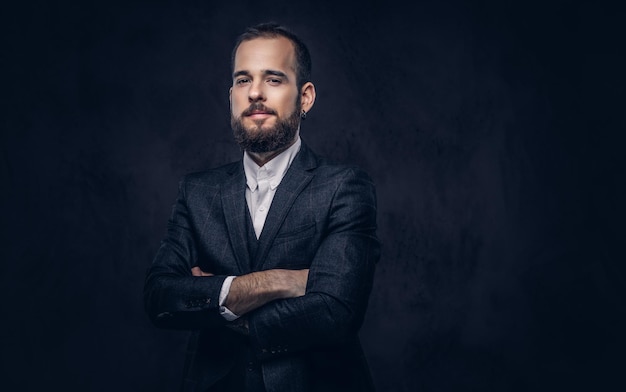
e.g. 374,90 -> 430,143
243,136 -> 302,192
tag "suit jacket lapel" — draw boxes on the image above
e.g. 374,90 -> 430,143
220,162 -> 250,274
255,144 -> 318,270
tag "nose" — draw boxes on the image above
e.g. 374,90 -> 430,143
248,80 -> 265,103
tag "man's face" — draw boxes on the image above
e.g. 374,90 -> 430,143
230,37 -> 301,153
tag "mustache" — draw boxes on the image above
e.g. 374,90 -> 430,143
241,103 -> 277,117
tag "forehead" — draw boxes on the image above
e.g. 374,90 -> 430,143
233,37 -> 296,74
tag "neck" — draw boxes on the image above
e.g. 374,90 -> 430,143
246,134 -> 299,167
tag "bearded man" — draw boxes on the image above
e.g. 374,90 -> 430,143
144,22 -> 380,392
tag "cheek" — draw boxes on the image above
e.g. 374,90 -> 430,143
273,93 -> 298,115
230,94 -> 247,115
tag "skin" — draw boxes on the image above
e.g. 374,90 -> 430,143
230,36 -> 316,166
193,37 -> 316,317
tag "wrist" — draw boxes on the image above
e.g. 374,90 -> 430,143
266,270 -> 291,299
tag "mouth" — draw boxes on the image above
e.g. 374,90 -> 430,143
242,104 -> 276,119
246,111 -> 273,119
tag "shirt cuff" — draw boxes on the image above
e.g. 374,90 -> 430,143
219,276 -> 239,321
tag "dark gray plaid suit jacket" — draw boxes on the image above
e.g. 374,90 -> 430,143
144,142 -> 380,392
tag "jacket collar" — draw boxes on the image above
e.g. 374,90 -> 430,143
222,141 -> 318,272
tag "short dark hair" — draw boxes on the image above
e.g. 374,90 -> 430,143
231,22 -> 312,90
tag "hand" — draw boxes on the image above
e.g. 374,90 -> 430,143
224,268 -> 309,316
191,266 -> 214,277
277,268 -> 309,297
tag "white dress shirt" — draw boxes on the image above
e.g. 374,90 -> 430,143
219,137 -> 302,320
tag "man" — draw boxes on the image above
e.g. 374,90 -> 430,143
144,22 -> 380,392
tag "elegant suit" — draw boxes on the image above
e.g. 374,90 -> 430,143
144,142 -> 380,392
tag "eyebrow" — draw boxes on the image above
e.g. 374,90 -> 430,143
232,69 -> 289,80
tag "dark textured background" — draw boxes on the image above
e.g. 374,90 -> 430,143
2,0 -> 625,391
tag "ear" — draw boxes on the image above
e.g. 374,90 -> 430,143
300,82 -> 316,114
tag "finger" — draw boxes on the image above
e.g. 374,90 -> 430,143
191,266 -> 214,277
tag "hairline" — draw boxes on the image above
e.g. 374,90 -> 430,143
230,25 -> 311,90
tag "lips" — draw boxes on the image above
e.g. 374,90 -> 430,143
248,111 -> 271,116
242,104 -> 276,117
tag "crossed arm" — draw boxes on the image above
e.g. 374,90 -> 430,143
190,266 -> 308,316
144,168 -> 379,358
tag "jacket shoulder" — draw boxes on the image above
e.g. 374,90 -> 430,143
311,153 -> 375,185
180,161 -> 241,186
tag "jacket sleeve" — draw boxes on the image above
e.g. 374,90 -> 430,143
143,177 -> 229,330
247,168 -> 380,360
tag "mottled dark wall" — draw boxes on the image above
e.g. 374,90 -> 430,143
2,0 -> 625,391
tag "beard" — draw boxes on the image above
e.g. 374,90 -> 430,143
231,101 -> 301,153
